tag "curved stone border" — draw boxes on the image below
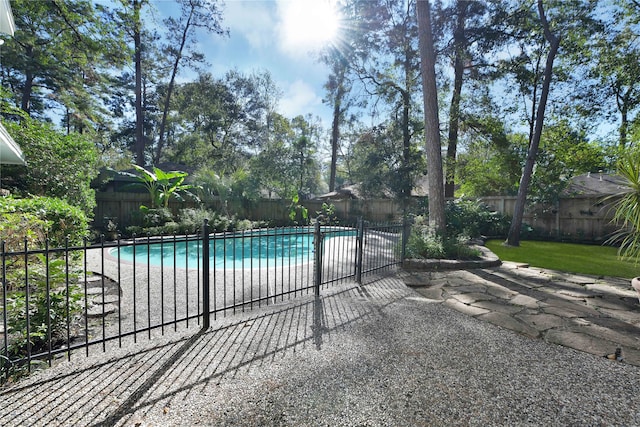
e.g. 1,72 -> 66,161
402,245 -> 501,271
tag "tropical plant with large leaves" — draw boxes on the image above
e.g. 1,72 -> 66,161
120,164 -> 200,209
606,150 -> 640,262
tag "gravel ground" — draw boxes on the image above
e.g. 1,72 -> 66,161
2,272 -> 640,426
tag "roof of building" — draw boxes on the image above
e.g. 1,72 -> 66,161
563,172 -> 627,196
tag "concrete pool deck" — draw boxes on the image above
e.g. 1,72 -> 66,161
1,258 -> 639,425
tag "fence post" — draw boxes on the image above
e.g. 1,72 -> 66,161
355,217 -> 364,284
202,219 -> 210,330
313,221 -> 323,296
402,215 -> 410,262
1,241 -> 7,380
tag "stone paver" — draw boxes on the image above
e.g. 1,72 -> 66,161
478,311 -> 541,338
406,256 -> 640,367
444,299 -> 490,316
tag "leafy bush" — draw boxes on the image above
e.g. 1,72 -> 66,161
123,208 -> 264,237
2,116 -> 98,217
0,196 -> 89,249
406,218 -> 481,260
445,198 -> 510,238
1,254 -> 82,382
316,203 -> 340,225
137,207 -> 174,228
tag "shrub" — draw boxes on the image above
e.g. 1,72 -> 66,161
316,203 -> 340,225
2,116 -> 98,218
445,198 -> 510,238
406,218 -> 481,260
1,254 -> 82,382
177,208 -> 216,234
137,207 -> 174,228
0,196 -> 89,248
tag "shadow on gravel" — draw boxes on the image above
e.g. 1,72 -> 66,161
0,275 -> 407,426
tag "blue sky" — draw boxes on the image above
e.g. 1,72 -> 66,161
153,0 -> 338,127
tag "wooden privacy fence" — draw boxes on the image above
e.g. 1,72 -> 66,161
94,193 -> 403,229
94,192 -> 199,229
94,192 -> 620,241
479,195 -> 620,241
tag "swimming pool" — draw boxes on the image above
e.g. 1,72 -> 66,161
114,227 -> 356,269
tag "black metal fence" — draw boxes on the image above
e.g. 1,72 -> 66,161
1,219 -> 406,382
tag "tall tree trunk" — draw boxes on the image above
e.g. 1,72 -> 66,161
417,0 -> 446,234
22,72 -> 33,114
506,0 -> 560,246
21,46 -> 34,114
402,88 -> 411,203
329,69 -> 346,192
133,0 -> 145,166
155,9 -> 193,164
445,0 -> 468,199
619,90 -> 630,148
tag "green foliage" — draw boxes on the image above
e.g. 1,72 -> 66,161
351,124 -> 425,199
405,198 -> 508,260
529,120 -> 607,207
605,149 -> 640,262
1,254 -> 82,381
288,194 -> 309,225
124,207 -> 263,237
3,0 -> 129,128
406,218 -> 480,260
445,199 -> 511,238
119,165 -> 200,209
0,196 -> 89,249
167,70 -> 279,171
176,208 -> 232,234
457,119 -> 527,197
316,203 -> 340,225
249,113 -> 324,199
1,117 -> 99,217
137,207 -> 174,228
175,208 -> 214,234
0,207 -> 49,254
458,119 -> 607,207
192,167 -> 260,214
126,207 -> 175,236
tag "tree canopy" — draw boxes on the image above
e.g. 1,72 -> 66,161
0,0 -> 636,238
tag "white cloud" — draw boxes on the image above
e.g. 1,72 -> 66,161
279,79 -> 323,118
223,1 -> 277,51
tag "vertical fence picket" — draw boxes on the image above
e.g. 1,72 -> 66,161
314,221 -> 323,296
116,236 -> 122,347
160,235 -> 165,335
173,234 -> 177,331
24,238 -> 31,372
146,234 -> 151,340
45,239 -> 52,366
202,219 -> 210,330
355,218 -> 364,284
132,234 -> 138,342
100,236 -> 106,352
83,238 -> 89,357
1,241 -> 7,380
65,237 -> 72,361
185,234 -> 189,328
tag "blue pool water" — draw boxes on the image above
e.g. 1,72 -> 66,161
114,227 -> 355,269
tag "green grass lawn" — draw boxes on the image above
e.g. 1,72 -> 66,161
485,240 -> 640,279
